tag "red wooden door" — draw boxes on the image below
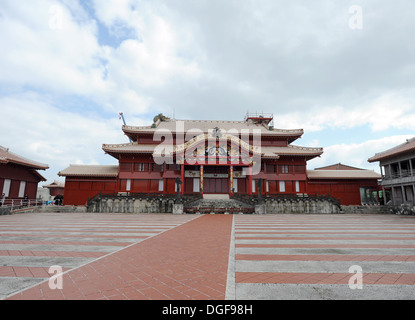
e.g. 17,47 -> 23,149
205,178 -> 229,193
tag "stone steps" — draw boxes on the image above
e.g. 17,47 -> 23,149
184,198 -> 254,214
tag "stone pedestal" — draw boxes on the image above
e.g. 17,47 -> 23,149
255,204 -> 266,214
173,204 -> 184,214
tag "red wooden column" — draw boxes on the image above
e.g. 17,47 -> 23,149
200,165 -> 204,195
229,165 -> 234,196
247,166 -> 253,195
181,164 -> 185,194
304,175 -> 308,194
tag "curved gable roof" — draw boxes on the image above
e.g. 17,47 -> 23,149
58,165 -> 118,177
0,146 -> 49,170
368,137 -> 415,162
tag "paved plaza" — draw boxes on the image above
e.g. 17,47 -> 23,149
1,212 -> 415,300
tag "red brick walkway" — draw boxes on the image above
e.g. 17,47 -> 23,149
6,215 -> 233,300
236,271 -> 415,285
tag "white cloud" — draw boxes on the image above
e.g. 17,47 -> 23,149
308,135 -> 415,172
91,0 -> 135,27
0,0 -> 200,116
0,92 -> 124,182
0,0 -> 108,96
275,92 -> 415,133
101,12 -> 200,89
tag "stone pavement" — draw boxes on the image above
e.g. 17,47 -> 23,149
234,214 -> 415,300
1,212 -> 415,300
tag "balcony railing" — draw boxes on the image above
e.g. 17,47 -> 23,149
383,169 -> 415,180
0,198 -> 44,211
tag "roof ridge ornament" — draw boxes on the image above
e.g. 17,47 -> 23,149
211,127 -> 222,138
153,113 -> 170,123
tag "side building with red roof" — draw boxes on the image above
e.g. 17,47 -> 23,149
307,163 -> 381,205
0,145 -> 49,203
58,165 -> 118,206
42,180 -> 65,197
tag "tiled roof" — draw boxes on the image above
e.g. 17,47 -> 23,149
307,169 -> 381,180
315,163 -> 363,170
368,137 -> 415,162
58,165 -> 118,177
261,145 -> 323,158
102,143 -> 159,153
101,141 -> 323,158
122,119 -> 304,137
0,145 -> 49,170
42,180 -> 65,188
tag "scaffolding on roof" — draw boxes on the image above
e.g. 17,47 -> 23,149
244,112 -> 274,126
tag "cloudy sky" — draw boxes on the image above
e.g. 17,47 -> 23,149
1,0 -> 415,184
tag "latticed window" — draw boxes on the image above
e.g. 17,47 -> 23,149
279,165 -> 289,174
279,181 -> 286,192
295,181 -> 300,192
134,163 -> 149,172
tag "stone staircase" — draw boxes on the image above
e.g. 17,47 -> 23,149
184,195 -> 254,214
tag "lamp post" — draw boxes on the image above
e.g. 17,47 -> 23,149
257,178 -> 263,204
175,177 -> 182,203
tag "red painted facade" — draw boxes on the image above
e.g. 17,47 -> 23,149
59,115 -> 380,206
63,177 -> 117,206
307,178 -> 379,205
0,146 -> 48,201
0,165 -> 40,199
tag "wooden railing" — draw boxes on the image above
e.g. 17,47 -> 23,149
0,198 -> 44,211
383,169 -> 415,180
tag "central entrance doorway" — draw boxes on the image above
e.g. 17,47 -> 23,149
204,178 -> 229,193
203,165 -> 229,194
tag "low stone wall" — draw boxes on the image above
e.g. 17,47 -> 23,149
389,204 -> 415,215
340,205 -> 392,214
87,195 -> 343,214
0,207 -> 11,215
87,197 -> 175,213
36,206 -> 87,213
261,198 -> 341,214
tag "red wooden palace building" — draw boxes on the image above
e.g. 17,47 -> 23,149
1,145 -> 48,202
42,180 -> 65,197
59,114 -> 380,206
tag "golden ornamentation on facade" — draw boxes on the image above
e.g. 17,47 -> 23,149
174,133 -> 261,155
